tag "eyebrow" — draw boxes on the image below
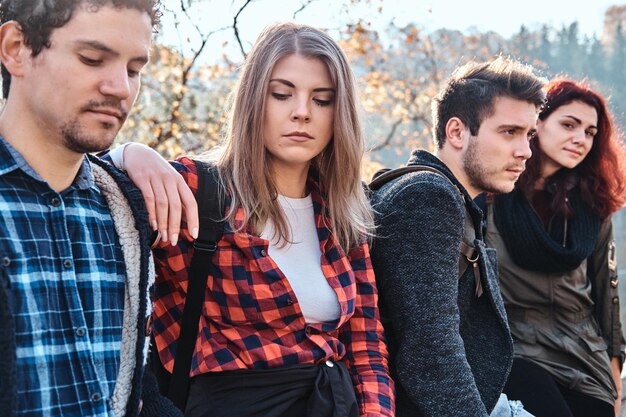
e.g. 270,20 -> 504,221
269,78 -> 335,93
563,115 -> 597,130
498,124 -> 528,131
74,40 -> 149,65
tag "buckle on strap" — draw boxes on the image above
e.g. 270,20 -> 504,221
460,241 -> 478,262
460,241 -> 482,297
193,240 -> 218,253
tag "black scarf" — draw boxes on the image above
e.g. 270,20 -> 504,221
493,187 -> 601,273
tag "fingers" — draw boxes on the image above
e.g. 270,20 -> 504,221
178,176 -> 199,241
149,177 -> 170,243
163,176 -> 184,246
122,143 -> 196,246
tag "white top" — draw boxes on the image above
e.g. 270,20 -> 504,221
261,194 -> 341,324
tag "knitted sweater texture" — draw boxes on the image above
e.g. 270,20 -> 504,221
370,150 -> 513,417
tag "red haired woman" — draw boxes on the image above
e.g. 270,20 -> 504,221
484,79 -> 626,417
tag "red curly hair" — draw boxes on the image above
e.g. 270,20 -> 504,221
517,78 -> 626,220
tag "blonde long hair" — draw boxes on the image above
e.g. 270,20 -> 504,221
216,22 -> 373,251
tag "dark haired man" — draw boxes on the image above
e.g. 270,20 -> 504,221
370,57 -> 546,416
0,1 -> 180,416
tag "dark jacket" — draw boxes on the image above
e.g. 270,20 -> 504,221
486,198 -> 624,405
0,156 -> 181,417
370,150 -> 513,417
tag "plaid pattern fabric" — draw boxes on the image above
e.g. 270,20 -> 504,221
152,157 -> 394,416
0,137 -> 125,417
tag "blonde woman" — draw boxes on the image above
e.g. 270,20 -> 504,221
108,23 -> 394,417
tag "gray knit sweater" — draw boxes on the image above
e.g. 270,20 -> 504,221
370,150 -> 513,417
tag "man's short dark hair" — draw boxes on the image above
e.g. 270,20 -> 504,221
431,56 -> 546,148
0,0 -> 161,98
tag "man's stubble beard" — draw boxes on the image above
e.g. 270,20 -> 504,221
60,118 -> 120,154
463,137 -> 514,195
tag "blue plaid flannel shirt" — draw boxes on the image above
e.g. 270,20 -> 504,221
0,136 -> 126,417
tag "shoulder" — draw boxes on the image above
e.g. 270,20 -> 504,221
371,171 -> 464,215
167,156 -> 201,195
89,155 -> 145,213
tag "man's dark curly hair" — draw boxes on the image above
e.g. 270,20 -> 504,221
0,0 -> 161,98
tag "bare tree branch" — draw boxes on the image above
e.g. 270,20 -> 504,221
147,1 -> 231,146
370,118 -> 403,152
233,0 -> 253,59
293,0 -> 317,19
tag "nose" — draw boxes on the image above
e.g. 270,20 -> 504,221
99,67 -> 131,100
514,136 -> 532,160
571,128 -> 585,144
290,97 -> 311,123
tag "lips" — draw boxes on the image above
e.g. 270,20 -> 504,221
284,131 -> 313,140
81,100 -> 127,122
87,108 -> 123,120
505,164 -> 525,174
564,148 -> 582,157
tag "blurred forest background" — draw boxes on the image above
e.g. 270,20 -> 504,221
119,0 -> 626,310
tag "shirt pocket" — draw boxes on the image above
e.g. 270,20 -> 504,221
1,251 -> 39,288
579,332 -> 609,353
1,251 -> 51,339
509,321 -> 543,356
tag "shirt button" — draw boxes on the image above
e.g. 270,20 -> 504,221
90,392 -> 102,403
260,249 -> 267,257
325,360 -> 334,368
63,259 -> 73,269
2,257 -> 10,267
611,279 -> 618,288
50,197 -> 61,207
612,296 -> 619,305
75,327 -> 86,337
286,298 -> 294,305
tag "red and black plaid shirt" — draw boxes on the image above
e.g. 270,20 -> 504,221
152,157 -> 394,416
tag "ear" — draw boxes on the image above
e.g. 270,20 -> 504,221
445,117 -> 469,150
0,21 -> 30,77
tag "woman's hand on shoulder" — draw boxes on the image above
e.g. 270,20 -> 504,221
123,143 -> 199,246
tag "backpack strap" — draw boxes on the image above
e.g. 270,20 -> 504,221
168,159 -> 225,410
370,165 -> 463,199
369,164 -> 482,295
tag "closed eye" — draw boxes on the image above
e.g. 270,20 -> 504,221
503,128 -> 517,136
271,92 -> 290,101
79,55 -> 102,66
313,98 -> 333,107
128,68 -> 141,78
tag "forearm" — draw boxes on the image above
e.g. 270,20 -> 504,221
590,221 -> 624,358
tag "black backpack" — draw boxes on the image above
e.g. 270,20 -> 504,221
150,159 -> 225,411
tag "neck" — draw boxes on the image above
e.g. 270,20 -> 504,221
0,103 -> 84,192
435,147 -> 479,198
536,163 -> 559,191
271,161 -> 310,198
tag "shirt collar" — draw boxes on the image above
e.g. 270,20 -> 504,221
0,134 -> 94,190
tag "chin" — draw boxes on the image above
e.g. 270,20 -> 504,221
489,182 -> 516,195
